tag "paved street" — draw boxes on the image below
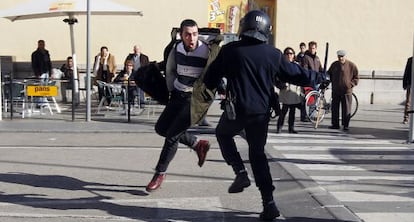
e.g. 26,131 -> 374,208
0,101 -> 412,222
266,103 -> 413,222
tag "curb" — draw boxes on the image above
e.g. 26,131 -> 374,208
266,143 -> 363,222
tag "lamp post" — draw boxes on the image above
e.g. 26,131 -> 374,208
63,16 -> 79,121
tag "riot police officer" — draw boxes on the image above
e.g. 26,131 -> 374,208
204,10 -> 327,221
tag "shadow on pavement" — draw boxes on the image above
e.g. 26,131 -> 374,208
0,172 -> 356,221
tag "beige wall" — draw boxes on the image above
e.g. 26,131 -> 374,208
1,0 -> 414,73
0,0 -> 209,67
275,0 -> 414,73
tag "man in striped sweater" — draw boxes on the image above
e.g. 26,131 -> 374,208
146,19 -> 214,192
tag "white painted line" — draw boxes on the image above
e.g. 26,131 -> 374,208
0,146 -> 161,150
295,163 -> 414,171
268,133 -> 348,139
0,146 -> 220,151
311,175 -> 414,182
330,191 -> 414,202
0,197 -> 226,221
0,197 -> 223,207
0,213 -> 135,221
267,138 -> 394,145
295,164 -> 367,171
282,154 -> 414,160
356,213 -> 414,222
273,145 -> 411,151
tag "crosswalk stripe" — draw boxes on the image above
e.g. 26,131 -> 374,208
282,154 -> 414,160
311,175 -> 414,181
267,132 -> 414,222
273,145 -> 411,151
295,164 -> 367,171
329,191 -> 414,202
267,138 -> 394,144
268,133 -> 349,139
295,164 -> 414,171
356,213 -> 414,222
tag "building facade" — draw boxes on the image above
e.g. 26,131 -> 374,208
0,0 -> 413,104
1,0 -> 413,71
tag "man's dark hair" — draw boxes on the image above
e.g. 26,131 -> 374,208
67,56 -> 73,60
179,19 -> 198,33
100,46 -> 108,51
308,41 -> 317,48
299,42 -> 306,47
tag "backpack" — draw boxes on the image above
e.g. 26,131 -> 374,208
133,28 -> 222,106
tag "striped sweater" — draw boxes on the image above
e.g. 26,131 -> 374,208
173,40 -> 209,92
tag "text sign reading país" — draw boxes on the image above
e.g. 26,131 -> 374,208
27,85 -> 58,97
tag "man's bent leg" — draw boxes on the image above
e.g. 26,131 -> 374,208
216,114 -> 245,173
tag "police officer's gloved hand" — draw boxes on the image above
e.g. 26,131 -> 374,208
319,80 -> 330,89
313,72 -> 329,89
317,72 -> 329,83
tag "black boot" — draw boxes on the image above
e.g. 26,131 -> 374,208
288,128 -> 298,134
228,171 -> 251,193
259,200 -> 280,221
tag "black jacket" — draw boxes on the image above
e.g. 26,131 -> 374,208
403,57 -> 413,90
31,49 -> 52,77
204,37 -> 322,116
124,53 -> 150,70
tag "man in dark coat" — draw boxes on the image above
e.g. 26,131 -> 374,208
327,50 -> 359,131
124,45 -> 150,107
403,56 -> 413,124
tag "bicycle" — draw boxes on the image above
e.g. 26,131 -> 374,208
304,82 -> 358,129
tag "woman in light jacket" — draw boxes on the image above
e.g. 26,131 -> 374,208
276,47 -> 303,133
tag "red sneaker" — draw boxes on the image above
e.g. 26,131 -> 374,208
194,140 -> 210,167
146,173 -> 166,192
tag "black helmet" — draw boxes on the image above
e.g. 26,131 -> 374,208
239,10 -> 272,42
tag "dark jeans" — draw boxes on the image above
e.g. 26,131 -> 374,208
277,103 -> 300,131
216,112 -> 275,200
154,90 -> 197,172
331,93 -> 352,127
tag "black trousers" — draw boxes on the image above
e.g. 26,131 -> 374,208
154,91 -> 197,172
277,103 -> 300,131
331,93 -> 352,127
216,112 -> 275,200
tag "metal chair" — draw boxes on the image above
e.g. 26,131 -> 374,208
2,81 -> 27,118
96,81 -> 125,114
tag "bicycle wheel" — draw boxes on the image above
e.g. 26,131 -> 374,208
351,92 -> 358,118
305,91 -> 327,124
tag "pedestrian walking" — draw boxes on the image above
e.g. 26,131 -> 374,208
203,10 -> 326,221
